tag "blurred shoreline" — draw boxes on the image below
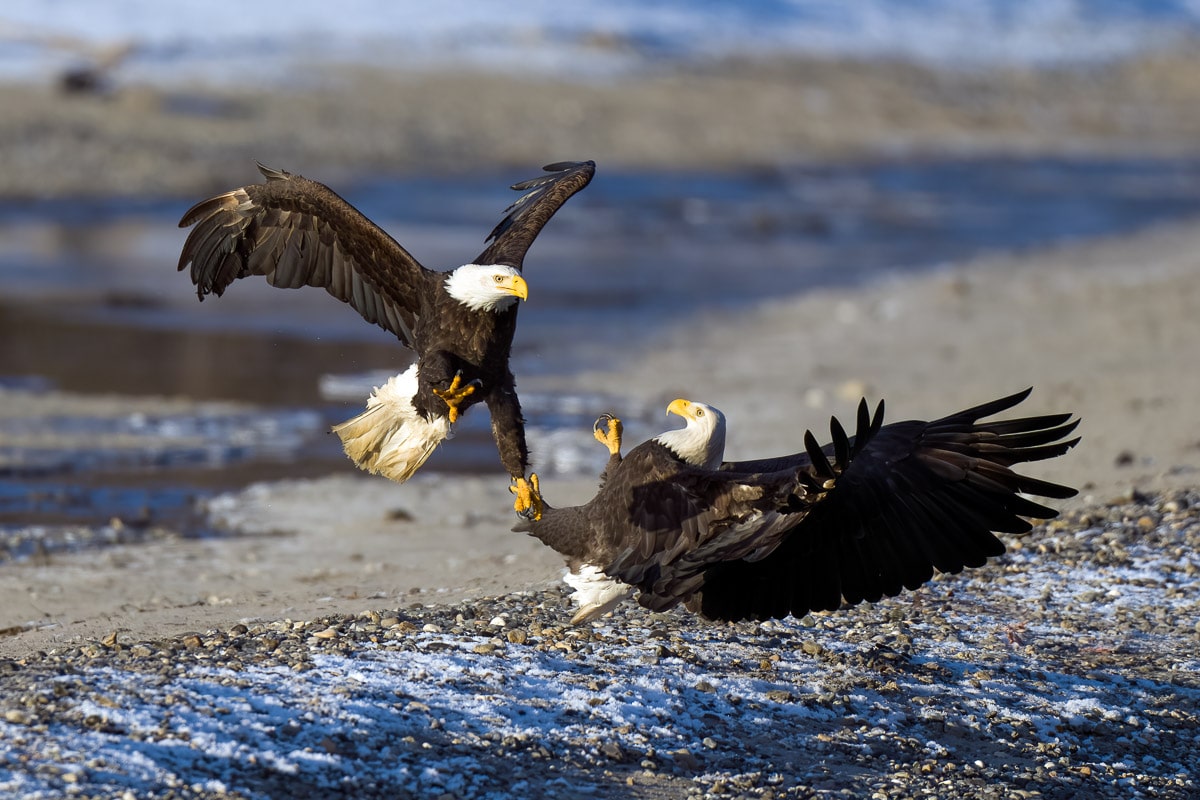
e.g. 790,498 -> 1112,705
4,51 -> 1200,198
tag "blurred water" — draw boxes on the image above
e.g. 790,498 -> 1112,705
5,156 -> 1200,375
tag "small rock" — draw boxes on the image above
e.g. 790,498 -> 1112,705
4,710 -> 30,725
600,742 -> 625,761
672,748 -> 701,770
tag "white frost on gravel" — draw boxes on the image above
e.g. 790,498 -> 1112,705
2,584 -> 1198,797
1,521 -> 1197,798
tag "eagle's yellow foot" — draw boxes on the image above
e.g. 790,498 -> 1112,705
593,413 -> 623,457
433,371 -> 481,424
510,474 -> 543,521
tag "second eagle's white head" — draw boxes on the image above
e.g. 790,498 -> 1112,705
445,264 -> 529,312
654,398 -> 727,470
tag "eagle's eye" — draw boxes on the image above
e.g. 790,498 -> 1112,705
695,408 -> 705,417
493,275 -> 505,283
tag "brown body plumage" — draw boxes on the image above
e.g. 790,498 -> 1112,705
177,161 -> 595,511
516,388 -> 1080,622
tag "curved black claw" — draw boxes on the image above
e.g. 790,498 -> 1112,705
593,413 -> 616,436
592,413 -> 623,457
511,474 -> 543,521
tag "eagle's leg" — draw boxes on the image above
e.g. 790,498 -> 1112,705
432,370 -> 482,424
592,413 -> 623,457
511,473 -> 544,521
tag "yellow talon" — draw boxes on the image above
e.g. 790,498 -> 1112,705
592,413 -> 623,457
511,474 -> 543,520
433,371 -> 480,423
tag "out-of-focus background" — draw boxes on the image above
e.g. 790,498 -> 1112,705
2,0 -> 1200,559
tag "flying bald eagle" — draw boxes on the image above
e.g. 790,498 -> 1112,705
177,160 -> 595,518
515,388 -> 1080,623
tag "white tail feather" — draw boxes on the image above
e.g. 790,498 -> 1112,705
330,365 -> 450,483
565,564 -> 633,624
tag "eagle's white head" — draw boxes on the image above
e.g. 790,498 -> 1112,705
445,263 -> 528,312
654,398 -> 727,470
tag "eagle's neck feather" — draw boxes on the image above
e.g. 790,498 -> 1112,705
444,263 -> 520,313
654,418 -> 726,470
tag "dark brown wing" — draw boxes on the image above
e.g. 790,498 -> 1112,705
473,161 -> 595,269
603,445 -> 809,612
177,163 -> 435,347
693,388 -> 1081,621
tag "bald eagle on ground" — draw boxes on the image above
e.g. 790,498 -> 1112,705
177,160 -> 595,518
515,388 -> 1080,623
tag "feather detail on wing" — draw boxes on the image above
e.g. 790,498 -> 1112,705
177,163 -> 432,347
474,161 -> 595,269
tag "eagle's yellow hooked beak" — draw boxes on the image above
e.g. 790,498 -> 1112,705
667,398 -> 698,421
498,273 -> 529,301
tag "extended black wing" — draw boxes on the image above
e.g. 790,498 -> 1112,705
178,163 -> 435,348
474,161 -> 595,269
694,388 -> 1081,621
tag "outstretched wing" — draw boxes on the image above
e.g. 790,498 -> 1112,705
473,161 -> 595,269
693,388 -> 1081,621
177,163 -> 435,348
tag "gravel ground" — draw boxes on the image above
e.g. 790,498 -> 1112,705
1,489 -> 1196,799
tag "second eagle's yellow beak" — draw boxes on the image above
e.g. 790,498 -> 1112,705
667,398 -> 696,420
498,273 -> 529,301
